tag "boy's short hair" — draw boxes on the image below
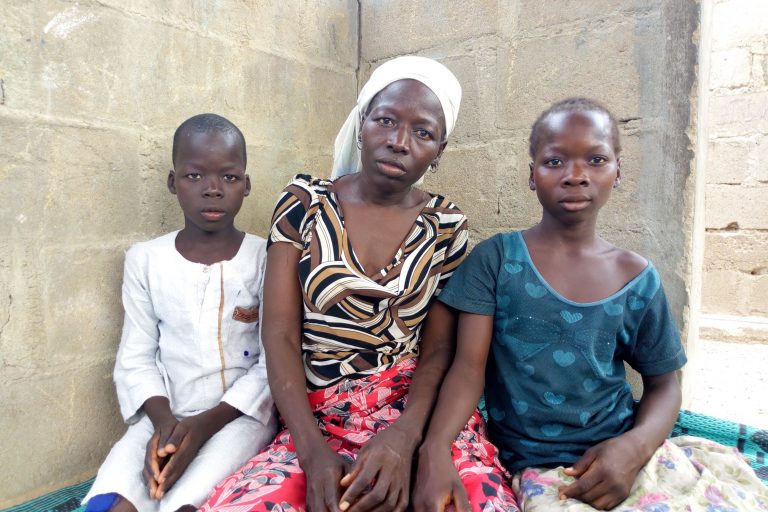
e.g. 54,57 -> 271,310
172,113 -> 247,167
529,97 -> 621,158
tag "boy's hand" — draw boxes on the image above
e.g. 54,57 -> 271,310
411,446 -> 469,512
154,415 -> 210,498
558,433 -> 646,510
338,424 -> 414,512
143,418 -> 179,499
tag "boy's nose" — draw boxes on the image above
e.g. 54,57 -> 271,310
203,177 -> 223,196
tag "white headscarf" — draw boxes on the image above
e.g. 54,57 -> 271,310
331,56 -> 462,179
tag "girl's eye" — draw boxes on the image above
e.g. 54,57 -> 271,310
589,156 -> 607,165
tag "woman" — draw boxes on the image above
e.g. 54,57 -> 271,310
201,56 -> 518,512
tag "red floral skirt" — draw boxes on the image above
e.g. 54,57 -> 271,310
200,358 -> 519,511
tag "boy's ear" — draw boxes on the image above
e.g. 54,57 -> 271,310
528,162 -> 536,190
167,170 -> 177,194
244,174 -> 251,197
614,158 -> 622,188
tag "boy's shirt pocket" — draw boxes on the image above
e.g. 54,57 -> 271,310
233,305 -> 260,323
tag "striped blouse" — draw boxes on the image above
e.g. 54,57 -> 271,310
268,174 -> 468,389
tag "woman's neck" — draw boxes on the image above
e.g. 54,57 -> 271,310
347,172 -> 420,208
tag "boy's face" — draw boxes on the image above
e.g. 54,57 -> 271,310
168,130 -> 250,234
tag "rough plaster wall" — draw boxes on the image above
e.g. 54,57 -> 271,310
702,0 -> 768,319
361,0 -> 700,395
0,1 -> 357,506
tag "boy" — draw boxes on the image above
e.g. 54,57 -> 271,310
83,114 -> 276,512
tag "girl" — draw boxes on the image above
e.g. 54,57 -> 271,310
200,57 -> 518,512
413,98 -> 768,511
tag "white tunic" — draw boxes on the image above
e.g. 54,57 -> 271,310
84,231 -> 277,511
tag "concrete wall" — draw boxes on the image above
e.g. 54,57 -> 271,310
702,0 -> 768,319
0,1 -> 357,506
361,1 -> 700,391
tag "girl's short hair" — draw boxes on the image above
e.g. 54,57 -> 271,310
529,97 -> 621,158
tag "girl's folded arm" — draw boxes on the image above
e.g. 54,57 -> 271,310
627,370 -> 682,459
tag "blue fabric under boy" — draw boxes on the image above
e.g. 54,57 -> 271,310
84,492 -> 119,512
439,231 -> 687,472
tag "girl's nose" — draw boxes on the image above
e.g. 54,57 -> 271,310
563,163 -> 589,185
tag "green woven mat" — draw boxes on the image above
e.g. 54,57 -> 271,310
671,409 -> 767,484
0,478 -> 92,512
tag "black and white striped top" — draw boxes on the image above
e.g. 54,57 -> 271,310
268,174 -> 468,389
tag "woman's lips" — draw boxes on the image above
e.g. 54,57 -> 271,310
377,160 -> 407,177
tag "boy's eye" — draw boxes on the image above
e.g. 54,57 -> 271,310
223,174 -> 239,183
589,156 -> 608,165
544,158 -> 563,167
186,172 -> 202,180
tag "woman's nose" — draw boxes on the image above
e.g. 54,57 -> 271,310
389,126 -> 409,153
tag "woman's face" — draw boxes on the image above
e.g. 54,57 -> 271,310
359,79 -> 446,188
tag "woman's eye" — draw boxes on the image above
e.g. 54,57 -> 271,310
415,129 -> 433,140
589,156 -> 607,165
377,117 -> 394,126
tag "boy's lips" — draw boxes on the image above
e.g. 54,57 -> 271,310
201,210 -> 226,220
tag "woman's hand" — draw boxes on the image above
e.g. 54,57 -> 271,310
557,432 -> 646,510
338,424 -> 415,512
302,443 -> 352,512
411,444 -> 469,512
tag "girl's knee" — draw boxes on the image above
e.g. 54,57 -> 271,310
108,495 -> 138,512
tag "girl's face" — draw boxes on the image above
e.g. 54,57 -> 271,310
359,79 -> 446,189
529,109 -> 620,223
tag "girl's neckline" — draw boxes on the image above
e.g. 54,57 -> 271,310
326,176 -> 438,280
172,230 -> 249,266
515,231 -> 651,307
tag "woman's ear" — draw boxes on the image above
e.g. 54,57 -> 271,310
528,162 -> 536,190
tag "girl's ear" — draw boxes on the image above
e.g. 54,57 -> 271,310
167,170 -> 177,194
614,158 -> 622,188
528,162 -> 536,190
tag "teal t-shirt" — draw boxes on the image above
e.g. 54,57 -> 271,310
438,232 -> 687,472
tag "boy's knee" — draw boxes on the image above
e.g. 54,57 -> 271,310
109,495 -> 138,512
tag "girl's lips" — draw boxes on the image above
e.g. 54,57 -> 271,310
559,199 -> 591,211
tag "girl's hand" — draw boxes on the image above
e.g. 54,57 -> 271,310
338,424 -> 414,512
302,444 -> 351,512
558,432 -> 646,510
142,417 -> 178,499
411,445 -> 469,512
